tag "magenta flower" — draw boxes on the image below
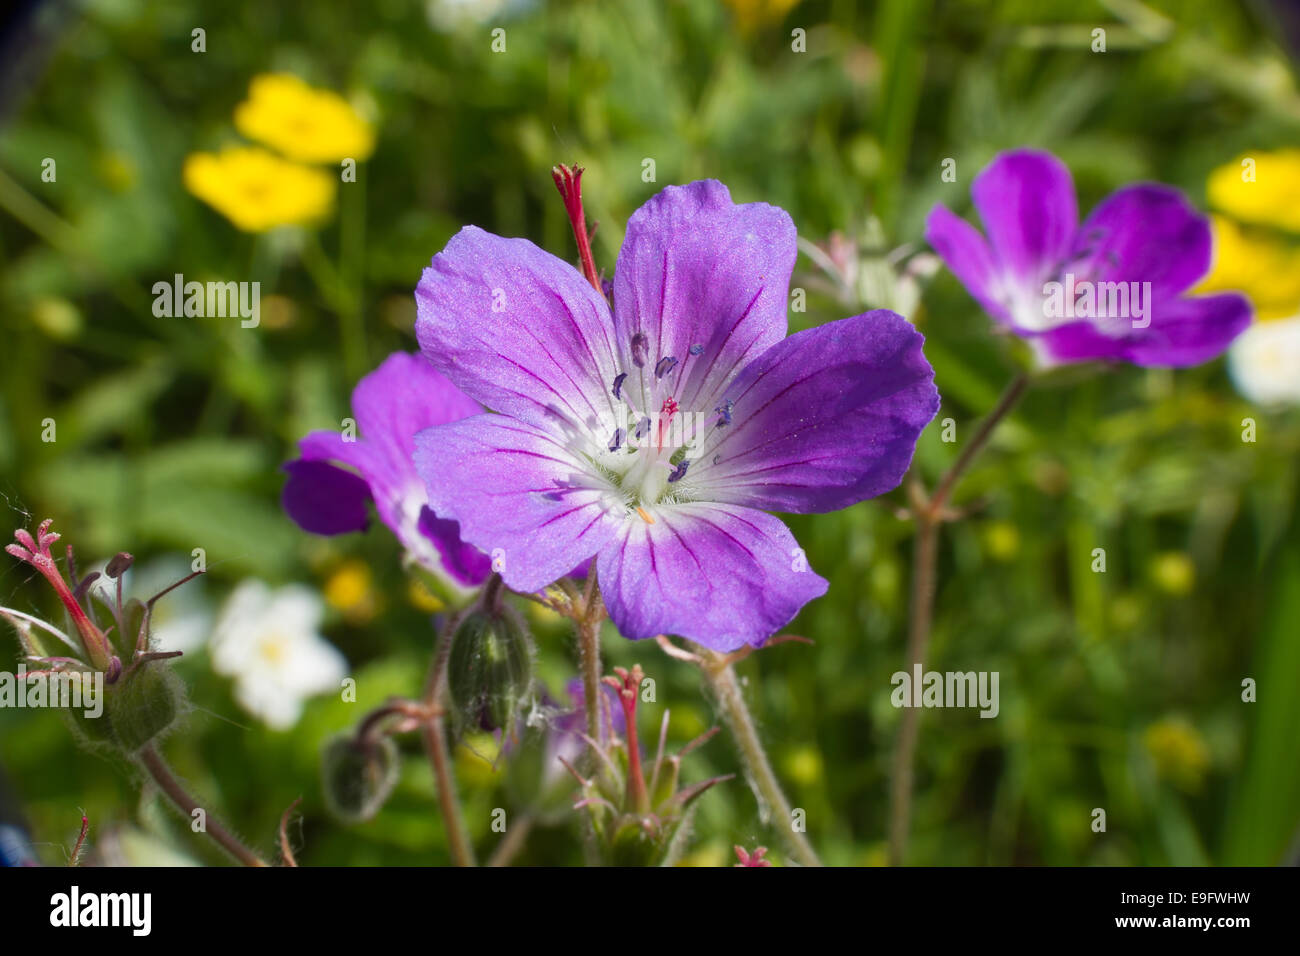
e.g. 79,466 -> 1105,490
413,180 -> 938,651
283,352 -> 491,588
925,148 -> 1251,367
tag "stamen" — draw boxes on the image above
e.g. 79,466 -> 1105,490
714,398 -> 734,427
631,332 -> 649,368
655,356 -> 678,379
635,506 -> 655,525
689,343 -> 703,356
634,416 -> 651,440
612,372 -> 628,400
608,428 -> 625,452
667,460 -> 690,483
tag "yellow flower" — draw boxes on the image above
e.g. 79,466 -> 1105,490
235,73 -> 375,164
1197,215 -> 1300,320
324,559 -> 377,624
1207,150 -> 1300,233
183,147 -> 335,232
1143,717 -> 1210,792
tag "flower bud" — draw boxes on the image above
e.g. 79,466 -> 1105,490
321,734 -> 399,823
109,664 -> 183,752
447,605 -> 534,738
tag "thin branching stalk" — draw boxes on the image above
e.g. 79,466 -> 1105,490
136,743 -> 268,867
423,611 -> 477,867
888,372 -> 1029,865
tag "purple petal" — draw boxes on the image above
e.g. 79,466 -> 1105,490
413,414 -> 621,593
971,149 -> 1077,287
597,503 -> 828,652
417,507 -> 492,587
415,226 -> 620,432
925,204 -> 1011,325
689,311 -> 939,514
1070,184 -> 1211,297
282,460 -> 373,535
352,352 -> 482,483
1037,292 -> 1252,368
612,180 -> 795,416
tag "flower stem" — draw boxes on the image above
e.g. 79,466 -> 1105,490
888,371 -> 1029,865
423,612 -> 476,867
697,649 -> 823,867
576,586 -> 605,750
135,743 -> 268,867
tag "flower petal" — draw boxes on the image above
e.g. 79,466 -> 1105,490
924,204 -> 1011,324
416,226 -> 620,432
1072,184 -> 1211,297
685,311 -> 939,513
414,414 -> 621,593
971,149 -> 1077,286
1036,292 -> 1251,367
417,507 -> 492,587
612,180 -> 795,415
351,352 -> 482,486
597,502 -> 827,652
281,460 -> 373,535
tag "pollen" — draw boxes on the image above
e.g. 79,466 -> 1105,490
635,506 -> 656,525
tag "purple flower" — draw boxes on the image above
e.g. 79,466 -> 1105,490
925,148 -> 1252,367
283,352 -> 492,588
413,180 -> 938,651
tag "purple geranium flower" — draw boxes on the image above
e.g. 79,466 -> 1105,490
925,148 -> 1251,367
283,351 -> 491,588
413,180 -> 939,651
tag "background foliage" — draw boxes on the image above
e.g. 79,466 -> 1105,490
1,0 -> 1297,866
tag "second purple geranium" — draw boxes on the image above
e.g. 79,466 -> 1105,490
925,148 -> 1251,367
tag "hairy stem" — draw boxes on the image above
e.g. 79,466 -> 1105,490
888,372 -> 1029,865
136,744 -> 268,867
423,613 -> 477,867
576,591 -> 605,750
698,649 -> 823,867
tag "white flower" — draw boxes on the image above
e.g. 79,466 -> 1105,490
210,580 -> 347,730
1229,315 -> 1300,406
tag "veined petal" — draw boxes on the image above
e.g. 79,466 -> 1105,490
1070,184 -> 1212,297
351,352 -> 482,482
597,503 -> 827,652
413,414 -> 622,593
612,180 -> 795,415
416,226 -> 620,432
1036,292 -> 1251,368
971,149 -> 1077,288
684,311 -> 939,513
925,204 -> 1011,325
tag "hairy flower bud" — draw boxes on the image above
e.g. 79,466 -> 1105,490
321,734 -> 399,823
447,603 -> 535,738
109,665 -> 183,751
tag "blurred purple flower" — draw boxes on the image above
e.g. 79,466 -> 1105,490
283,352 -> 491,588
413,180 -> 939,650
925,148 -> 1251,367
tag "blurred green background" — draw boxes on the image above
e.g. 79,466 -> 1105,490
1,0 -> 1298,866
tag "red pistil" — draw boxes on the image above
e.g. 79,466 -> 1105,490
551,164 -> 603,294
603,664 -> 651,814
6,520 -> 113,671
657,396 -> 679,449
